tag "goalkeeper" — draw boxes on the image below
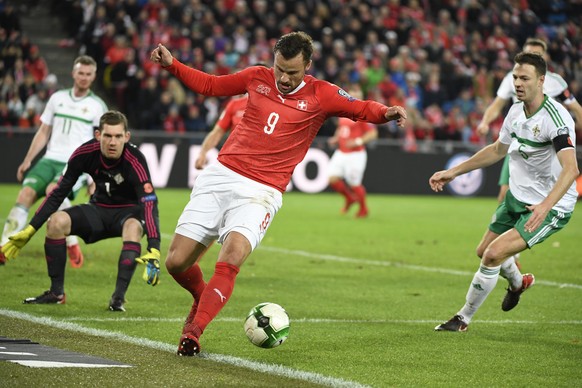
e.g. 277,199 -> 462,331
1,111 -> 161,312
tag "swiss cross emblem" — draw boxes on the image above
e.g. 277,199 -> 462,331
297,100 -> 308,111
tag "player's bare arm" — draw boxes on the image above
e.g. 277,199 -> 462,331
17,123 -> 53,182
429,141 -> 508,192
524,148 -> 579,233
195,124 -> 227,170
565,99 -> 582,131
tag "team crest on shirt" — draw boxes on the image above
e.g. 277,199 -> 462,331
532,124 -> 540,137
256,84 -> 271,96
113,173 -> 124,185
144,183 -> 153,193
297,100 -> 308,110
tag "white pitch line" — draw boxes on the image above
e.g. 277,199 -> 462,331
0,309 -> 368,388
148,233 -> 582,290
258,246 -> 582,290
61,316 -> 582,325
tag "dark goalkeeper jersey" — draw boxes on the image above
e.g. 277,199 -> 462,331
30,139 -> 161,250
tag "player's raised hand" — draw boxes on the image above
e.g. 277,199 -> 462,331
150,43 -> 173,67
428,170 -> 454,192
476,122 -> 489,136
385,105 -> 407,127
1,225 -> 36,260
135,248 -> 161,286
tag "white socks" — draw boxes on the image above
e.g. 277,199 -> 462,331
458,264 -> 501,323
1,204 -> 29,245
500,254 -> 523,290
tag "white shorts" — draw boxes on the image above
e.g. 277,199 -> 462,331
328,150 -> 367,186
175,162 -> 283,251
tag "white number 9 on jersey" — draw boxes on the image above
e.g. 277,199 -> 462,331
263,112 -> 279,134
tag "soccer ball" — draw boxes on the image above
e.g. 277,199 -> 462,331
244,302 -> 290,348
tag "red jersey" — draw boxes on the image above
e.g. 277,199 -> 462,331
166,60 -> 390,192
216,95 -> 248,131
337,117 -> 375,153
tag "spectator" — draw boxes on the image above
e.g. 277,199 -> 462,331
0,99 -> 17,126
31,0 -> 578,141
21,86 -> 48,128
183,104 -> 207,133
0,3 -> 21,35
24,45 -> 48,83
163,104 -> 185,133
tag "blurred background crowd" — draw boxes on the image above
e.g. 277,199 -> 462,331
1,0 -> 581,150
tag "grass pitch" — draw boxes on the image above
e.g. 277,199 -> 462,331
0,184 -> 581,387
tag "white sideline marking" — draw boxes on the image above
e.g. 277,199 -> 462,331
0,309 -> 368,388
61,316 -> 582,325
9,360 -> 132,368
258,246 -> 582,290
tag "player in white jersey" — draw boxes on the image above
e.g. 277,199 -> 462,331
430,52 -> 578,332
478,38 -> 582,202
475,38 -> 582,287
0,55 -> 107,267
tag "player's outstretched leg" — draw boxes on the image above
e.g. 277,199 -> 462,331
171,263 -> 207,356
177,262 -> 239,356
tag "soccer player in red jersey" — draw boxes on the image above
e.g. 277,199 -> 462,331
150,31 -> 407,356
328,86 -> 378,217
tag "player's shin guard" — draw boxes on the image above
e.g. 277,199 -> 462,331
500,255 -> 522,290
2,204 -> 29,245
192,262 -> 240,335
112,242 -> 140,300
45,237 -> 67,295
171,263 -> 207,300
458,264 -> 500,323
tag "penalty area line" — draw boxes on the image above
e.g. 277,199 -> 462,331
0,308 -> 369,388
259,246 -> 582,290
160,233 -> 582,290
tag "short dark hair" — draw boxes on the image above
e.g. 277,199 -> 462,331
73,55 -> 97,69
523,38 -> 547,52
273,31 -> 314,65
514,51 -> 547,77
99,110 -> 129,132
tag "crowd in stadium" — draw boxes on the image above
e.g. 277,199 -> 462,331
1,0 -> 581,146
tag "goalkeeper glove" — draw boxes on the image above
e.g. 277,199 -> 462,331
135,248 -> 160,286
1,225 -> 36,260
